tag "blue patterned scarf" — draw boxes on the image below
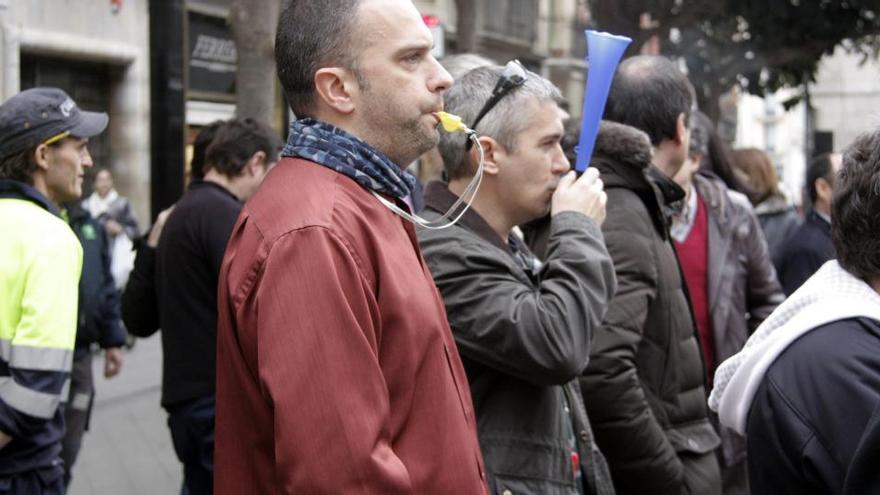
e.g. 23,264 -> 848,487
282,118 -> 415,200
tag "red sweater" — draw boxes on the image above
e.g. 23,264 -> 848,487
675,194 -> 715,384
215,159 -> 487,494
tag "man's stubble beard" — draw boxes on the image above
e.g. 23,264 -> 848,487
361,91 -> 439,167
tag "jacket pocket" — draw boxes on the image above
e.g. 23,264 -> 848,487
666,421 -> 721,454
491,473 -> 574,495
677,447 -> 723,495
482,436 -> 575,495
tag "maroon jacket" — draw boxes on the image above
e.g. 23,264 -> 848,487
214,158 -> 487,494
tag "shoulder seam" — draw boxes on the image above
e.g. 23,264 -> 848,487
233,224 -> 373,307
766,374 -> 839,468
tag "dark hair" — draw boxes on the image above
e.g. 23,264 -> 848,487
204,119 -> 283,177
0,147 -> 38,184
732,148 -> 782,205
690,111 -> 750,194
604,55 -> 692,146
831,129 -> 880,279
806,153 -> 836,204
191,121 -> 223,180
275,0 -> 363,118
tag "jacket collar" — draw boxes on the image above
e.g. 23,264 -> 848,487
693,172 -> 732,221
647,167 -> 687,210
190,179 -> 242,202
754,195 -> 792,216
0,179 -> 61,217
422,180 -> 514,256
807,209 -> 832,234
65,200 -> 91,225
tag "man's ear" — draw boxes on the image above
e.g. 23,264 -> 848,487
245,151 -> 267,176
33,143 -> 52,171
675,113 -> 688,145
314,68 -> 358,115
816,176 -> 833,202
472,136 -> 504,176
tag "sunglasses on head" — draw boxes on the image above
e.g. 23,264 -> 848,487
466,60 -> 528,150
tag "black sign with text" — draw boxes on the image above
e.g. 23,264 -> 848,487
188,11 -> 236,98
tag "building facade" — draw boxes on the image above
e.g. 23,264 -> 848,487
415,0 -> 591,117
811,45 -> 880,159
0,0 -> 599,216
0,0 -> 151,224
735,46 -> 880,207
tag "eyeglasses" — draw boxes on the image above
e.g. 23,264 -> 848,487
466,60 -> 528,149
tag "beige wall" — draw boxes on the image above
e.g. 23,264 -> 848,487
811,45 -> 880,152
0,0 -> 151,227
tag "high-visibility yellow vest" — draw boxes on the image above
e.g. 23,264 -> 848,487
0,197 -> 82,418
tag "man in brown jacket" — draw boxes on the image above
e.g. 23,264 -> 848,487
577,56 -> 723,495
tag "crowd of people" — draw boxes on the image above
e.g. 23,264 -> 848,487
1,0 -> 879,494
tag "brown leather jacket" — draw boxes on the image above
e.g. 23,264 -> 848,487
692,173 -> 784,368
691,172 -> 785,467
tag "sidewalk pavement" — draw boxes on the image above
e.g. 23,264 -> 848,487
67,335 -> 182,495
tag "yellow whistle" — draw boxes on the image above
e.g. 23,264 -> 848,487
435,111 -> 472,134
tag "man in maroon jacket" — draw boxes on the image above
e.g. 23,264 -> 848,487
214,0 -> 487,493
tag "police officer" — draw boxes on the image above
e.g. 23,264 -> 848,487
0,87 -> 108,494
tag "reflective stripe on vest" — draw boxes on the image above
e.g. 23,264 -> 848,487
0,376 -> 70,419
0,338 -> 73,372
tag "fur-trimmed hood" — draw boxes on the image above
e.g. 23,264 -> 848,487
591,121 -> 653,180
590,120 -> 685,235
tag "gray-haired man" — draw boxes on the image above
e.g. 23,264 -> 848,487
418,63 -> 617,495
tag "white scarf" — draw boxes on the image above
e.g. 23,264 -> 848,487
84,189 -> 118,219
709,260 -> 880,435
670,186 -> 698,242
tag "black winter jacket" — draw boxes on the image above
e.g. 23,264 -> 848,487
418,183 -> 617,495
747,317 -> 880,494
576,122 -> 721,495
67,204 -> 126,350
753,196 -> 801,273
777,210 -> 835,295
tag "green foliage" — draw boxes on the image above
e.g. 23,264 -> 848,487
589,0 -> 880,111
